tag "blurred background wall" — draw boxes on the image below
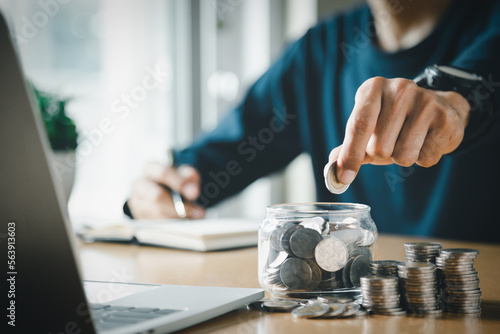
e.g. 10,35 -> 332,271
0,0 -> 365,223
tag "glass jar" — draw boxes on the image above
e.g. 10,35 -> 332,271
258,203 -> 377,298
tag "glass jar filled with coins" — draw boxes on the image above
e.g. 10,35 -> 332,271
259,203 -> 377,298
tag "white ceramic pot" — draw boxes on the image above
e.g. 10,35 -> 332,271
51,151 -> 77,204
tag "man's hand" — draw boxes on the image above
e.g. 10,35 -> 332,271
326,77 -> 471,185
128,162 -> 205,219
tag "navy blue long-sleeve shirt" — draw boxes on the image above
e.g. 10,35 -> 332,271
174,0 -> 500,243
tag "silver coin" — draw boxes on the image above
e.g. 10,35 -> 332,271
398,262 -> 436,271
361,285 -> 399,291
362,303 -> 401,309
350,255 -> 371,287
354,309 -> 368,317
439,270 -> 478,276
280,257 -> 312,290
314,236 -> 348,272
361,276 -> 399,284
290,228 -> 322,259
417,309 -> 443,315
346,243 -> 373,261
371,260 -> 404,268
280,225 -> 303,256
404,242 -> 442,249
329,229 -> 361,245
316,296 -> 354,304
342,257 -> 355,288
318,303 -> 346,318
372,308 -> 407,316
442,277 -> 479,284
362,295 -> 401,302
337,302 -> 360,317
362,294 -> 401,300
324,159 -> 349,194
270,227 -> 289,251
444,300 -> 481,306
439,248 -> 479,257
341,217 -> 362,229
264,273 -> 282,286
262,300 -> 300,312
305,259 -> 322,290
299,217 -> 326,235
443,283 -> 480,290
291,303 -> 330,318
268,251 -> 289,268
362,297 -> 400,303
318,274 -> 344,289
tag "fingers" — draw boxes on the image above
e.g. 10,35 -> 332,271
176,165 -> 202,200
416,93 -> 465,167
129,178 -> 205,219
391,108 -> 431,167
337,77 -> 384,184
366,80 -> 417,163
333,77 -> 469,188
416,132 -> 444,168
325,145 -> 374,181
143,162 -> 201,201
129,163 -> 204,219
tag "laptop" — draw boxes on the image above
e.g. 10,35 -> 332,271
0,12 -> 263,334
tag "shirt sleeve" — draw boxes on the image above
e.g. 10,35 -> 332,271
451,0 -> 500,153
173,37 -> 307,208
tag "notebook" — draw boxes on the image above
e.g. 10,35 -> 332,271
77,218 -> 261,251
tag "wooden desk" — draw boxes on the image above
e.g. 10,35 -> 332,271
78,234 -> 500,333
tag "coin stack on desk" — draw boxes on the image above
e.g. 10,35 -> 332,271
436,249 -> 481,314
256,241 -> 482,319
397,262 -> 441,314
404,242 -> 442,263
360,276 -> 405,315
369,260 -> 402,277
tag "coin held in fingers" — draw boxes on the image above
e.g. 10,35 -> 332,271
324,160 -> 349,194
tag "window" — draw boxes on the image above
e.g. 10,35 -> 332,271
2,0 -> 324,224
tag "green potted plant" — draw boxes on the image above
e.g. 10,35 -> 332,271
32,84 -> 78,203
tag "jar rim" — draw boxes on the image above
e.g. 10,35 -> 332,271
266,202 -> 371,214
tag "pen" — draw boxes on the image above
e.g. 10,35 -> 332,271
170,189 -> 187,219
166,148 -> 187,219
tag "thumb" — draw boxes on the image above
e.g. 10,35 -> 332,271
324,146 -> 343,180
176,165 -> 201,201
143,162 -> 201,201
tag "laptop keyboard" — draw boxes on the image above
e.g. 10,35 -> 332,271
89,303 -> 180,331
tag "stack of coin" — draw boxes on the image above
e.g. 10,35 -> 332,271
404,242 -> 442,263
436,248 -> 481,314
397,262 -> 441,314
369,260 -> 403,277
360,276 -> 405,315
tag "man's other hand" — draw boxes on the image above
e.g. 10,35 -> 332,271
128,162 -> 205,219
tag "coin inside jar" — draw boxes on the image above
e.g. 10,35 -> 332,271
290,228 -> 322,259
349,255 -> 371,287
314,236 -> 348,272
280,258 -> 312,290
280,225 -> 304,256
